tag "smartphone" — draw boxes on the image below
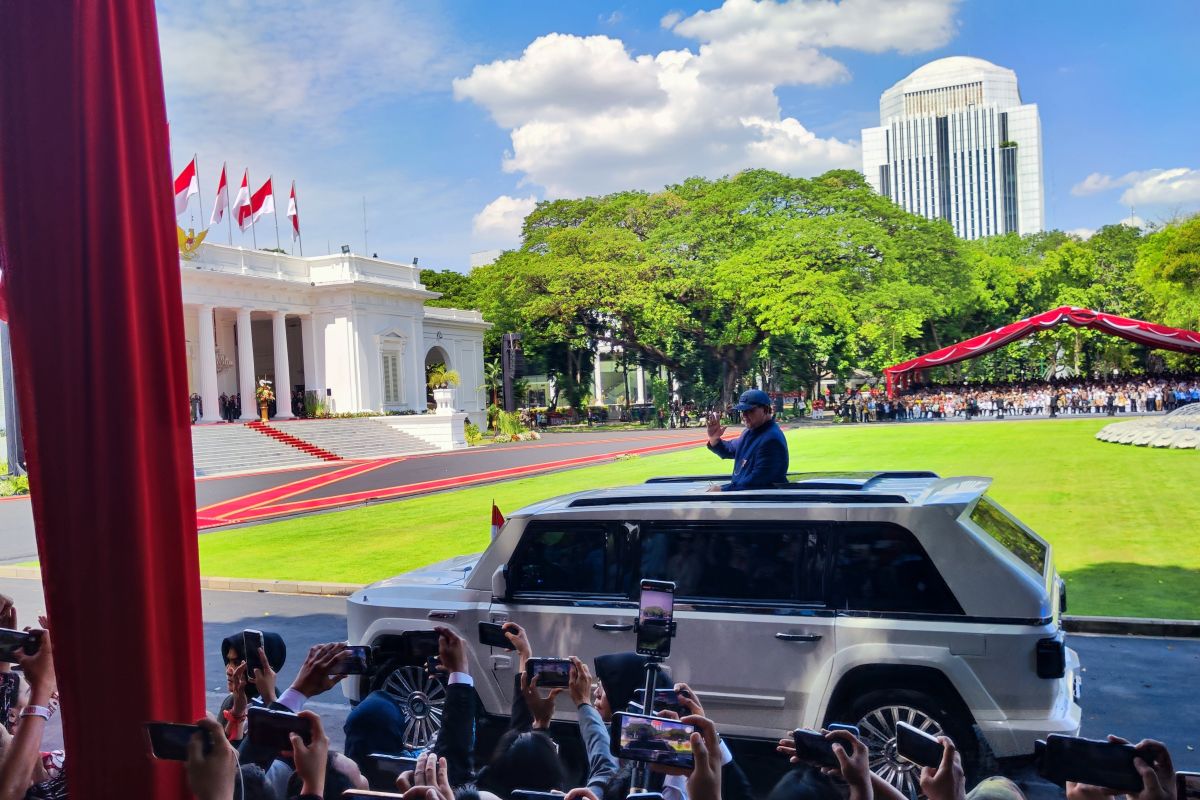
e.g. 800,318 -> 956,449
628,795 -> 666,800
895,721 -> 945,769
369,753 -> 419,775
827,723 -> 861,737
145,722 -> 211,761
1035,734 -> 1143,793
792,728 -> 839,768
511,792 -> 564,800
247,707 -> 312,750
402,630 -> 441,661
479,621 -> 517,650
242,629 -> 265,675
1177,772 -> 1200,800
331,645 -> 371,676
0,628 -> 39,664
525,657 -> 572,688
342,792 -> 406,798
610,711 -> 695,770
636,579 -> 675,658
632,688 -> 687,715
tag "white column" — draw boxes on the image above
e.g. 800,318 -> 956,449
636,365 -> 646,404
196,305 -> 221,423
300,314 -> 316,393
593,351 -> 604,404
236,308 -> 257,421
272,311 -> 295,419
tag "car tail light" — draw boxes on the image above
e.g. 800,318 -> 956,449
1036,637 -> 1065,679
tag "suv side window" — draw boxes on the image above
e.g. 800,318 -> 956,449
638,522 -> 825,605
969,497 -> 1047,575
508,521 -> 623,596
828,523 -> 963,615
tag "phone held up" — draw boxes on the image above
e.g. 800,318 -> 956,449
636,579 -> 675,659
369,753 -> 419,775
331,645 -> 372,676
479,621 -> 517,650
1177,772 -> 1200,800
525,657 -> 572,688
247,707 -> 312,751
242,629 -> 265,675
1034,734 -> 1145,793
0,628 -> 40,664
610,711 -> 696,771
145,722 -> 212,761
791,728 -> 840,769
895,721 -> 945,769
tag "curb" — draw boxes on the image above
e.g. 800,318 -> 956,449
0,565 -> 1196,629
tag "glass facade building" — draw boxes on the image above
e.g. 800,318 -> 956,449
861,57 -> 1044,240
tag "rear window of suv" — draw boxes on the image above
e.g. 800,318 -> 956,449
969,497 -> 1047,575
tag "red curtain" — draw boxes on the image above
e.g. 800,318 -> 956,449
0,2 -> 204,797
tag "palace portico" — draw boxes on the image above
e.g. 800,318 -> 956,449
180,242 -> 489,422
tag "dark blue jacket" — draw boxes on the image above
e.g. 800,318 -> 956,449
708,417 -> 789,490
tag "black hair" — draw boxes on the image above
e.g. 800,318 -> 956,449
766,767 -> 842,800
285,752 -> 354,800
477,730 -> 567,797
234,764 -> 278,800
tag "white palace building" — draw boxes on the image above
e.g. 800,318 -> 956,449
180,242 -> 489,423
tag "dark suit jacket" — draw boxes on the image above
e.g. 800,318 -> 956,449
708,417 -> 789,490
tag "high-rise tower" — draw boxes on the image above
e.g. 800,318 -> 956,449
861,56 -> 1043,239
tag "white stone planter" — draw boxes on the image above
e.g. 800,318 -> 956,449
433,387 -> 456,415
373,413 -> 467,451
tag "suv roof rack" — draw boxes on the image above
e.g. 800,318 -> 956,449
568,492 -> 910,508
644,470 -> 939,488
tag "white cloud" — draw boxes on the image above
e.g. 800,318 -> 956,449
1071,172 -> 1122,196
1119,168 -> 1200,207
1065,227 -> 1096,240
472,195 -> 539,244
1119,215 -> 1146,229
455,0 -> 958,199
668,0 -> 960,56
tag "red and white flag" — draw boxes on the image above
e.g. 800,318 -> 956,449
250,177 -> 274,224
234,170 -> 253,232
286,181 -> 300,240
209,163 -> 229,226
173,157 -> 199,216
491,502 -> 505,539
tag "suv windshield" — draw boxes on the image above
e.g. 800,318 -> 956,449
970,497 -> 1047,575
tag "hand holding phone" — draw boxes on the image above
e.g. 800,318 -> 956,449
525,657 -> 572,688
610,711 -> 696,770
242,629 -> 265,677
146,722 -> 212,761
479,621 -> 517,650
1036,734 -> 1144,793
895,721 -> 945,769
247,707 -> 312,751
792,728 -> 839,768
0,628 -> 39,664
330,645 -> 371,676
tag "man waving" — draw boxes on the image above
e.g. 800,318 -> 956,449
706,389 -> 790,491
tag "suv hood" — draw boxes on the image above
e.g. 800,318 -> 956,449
368,553 -> 481,589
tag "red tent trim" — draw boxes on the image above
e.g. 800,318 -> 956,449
884,306 -> 1200,396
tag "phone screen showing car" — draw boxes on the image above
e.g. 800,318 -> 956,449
895,721 -> 944,769
331,645 -> 371,676
146,722 -> 210,761
402,630 -> 441,661
242,629 -> 264,674
525,657 -> 572,688
792,728 -> 839,768
610,711 -> 695,770
479,621 -> 517,650
1177,772 -> 1200,800
1037,735 -> 1143,793
636,580 -> 675,658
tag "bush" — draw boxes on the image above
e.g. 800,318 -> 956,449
0,475 -> 29,497
496,411 -> 525,436
494,433 -> 513,443
464,422 -> 483,445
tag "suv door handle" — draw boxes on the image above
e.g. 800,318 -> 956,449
593,622 -> 634,632
775,632 -> 822,642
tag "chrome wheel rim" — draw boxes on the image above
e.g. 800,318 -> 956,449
857,705 -> 944,800
382,665 -> 446,749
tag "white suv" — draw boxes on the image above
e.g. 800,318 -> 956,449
345,472 -> 1082,793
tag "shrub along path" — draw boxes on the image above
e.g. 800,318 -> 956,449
194,417 -> 1200,619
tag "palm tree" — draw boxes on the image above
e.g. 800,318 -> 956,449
481,359 -> 502,406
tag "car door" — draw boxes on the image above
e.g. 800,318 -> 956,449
635,519 -> 839,738
487,517 -> 637,714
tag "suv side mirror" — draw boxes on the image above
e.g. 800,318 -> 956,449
491,565 -> 507,599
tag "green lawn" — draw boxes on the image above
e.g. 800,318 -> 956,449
197,418 -> 1200,619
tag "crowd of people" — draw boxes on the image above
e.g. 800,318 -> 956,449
117,621 -> 1183,800
826,373 -> 1200,424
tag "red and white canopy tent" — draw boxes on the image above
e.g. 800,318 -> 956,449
884,306 -> 1200,397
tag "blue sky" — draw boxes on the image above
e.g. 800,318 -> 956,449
161,0 -> 1200,270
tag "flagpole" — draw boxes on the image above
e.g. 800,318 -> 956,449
248,170 -> 257,250
293,180 -> 303,257
226,165 -> 233,245
194,154 -> 205,233
272,175 -> 281,251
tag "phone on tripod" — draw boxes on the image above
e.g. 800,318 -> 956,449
636,579 -> 675,659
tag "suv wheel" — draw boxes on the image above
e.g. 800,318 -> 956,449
374,663 -> 446,749
841,689 -> 976,800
